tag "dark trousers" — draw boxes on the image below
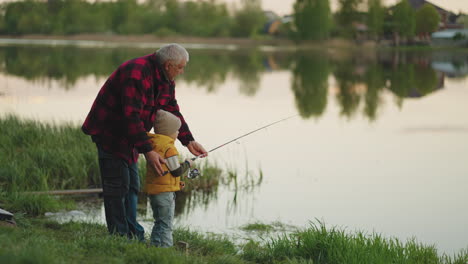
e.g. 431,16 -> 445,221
97,145 -> 145,241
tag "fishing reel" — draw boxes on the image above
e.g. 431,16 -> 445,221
187,168 -> 200,179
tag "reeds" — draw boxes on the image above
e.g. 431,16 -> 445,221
0,191 -> 74,216
0,115 -> 234,193
0,115 -> 100,192
0,219 -> 244,264
241,221 -> 468,264
0,115 -> 243,216
1,218 -> 466,264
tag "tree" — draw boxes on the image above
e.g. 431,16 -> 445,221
231,0 -> 266,38
415,3 -> 440,38
457,15 -> 468,28
293,0 -> 332,41
336,0 -> 364,38
367,0 -> 384,40
392,0 -> 415,41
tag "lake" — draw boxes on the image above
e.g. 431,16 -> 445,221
0,40 -> 467,255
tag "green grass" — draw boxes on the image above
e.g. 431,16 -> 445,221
1,218 -> 466,264
0,115 -> 235,218
240,221 -> 292,233
241,221 -> 468,264
0,218 -> 244,264
173,228 -> 238,256
0,115 -> 100,192
1,115 -> 466,263
0,191 -> 75,216
183,159 -> 224,192
0,115 -> 229,194
241,222 -> 275,232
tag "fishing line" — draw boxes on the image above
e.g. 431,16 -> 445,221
192,114 -> 298,161
165,114 -> 299,178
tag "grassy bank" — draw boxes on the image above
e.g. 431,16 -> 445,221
0,115 -> 235,217
1,216 -> 466,264
0,115 -> 226,193
1,115 -> 467,263
0,115 -> 100,192
242,222 -> 468,264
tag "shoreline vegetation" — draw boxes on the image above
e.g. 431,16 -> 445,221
0,0 -> 466,48
1,34 -> 466,53
1,216 -> 467,264
0,34 -> 366,52
1,116 -> 467,263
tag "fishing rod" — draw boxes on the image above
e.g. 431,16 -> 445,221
186,114 -> 298,178
192,114 -> 298,161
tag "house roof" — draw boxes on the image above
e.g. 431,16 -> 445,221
407,0 -> 450,14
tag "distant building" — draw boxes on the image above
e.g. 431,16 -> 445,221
407,0 -> 463,29
431,29 -> 468,47
262,11 -> 292,36
431,61 -> 468,77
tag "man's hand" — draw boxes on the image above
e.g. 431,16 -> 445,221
144,150 -> 165,176
184,158 -> 194,168
187,141 -> 208,157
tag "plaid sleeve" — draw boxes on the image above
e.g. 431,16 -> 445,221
121,77 -> 152,153
161,87 -> 195,146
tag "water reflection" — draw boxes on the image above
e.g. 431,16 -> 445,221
175,167 -> 263,218
46,168 -> 263,231
291,52 -> 329,118
0,45 -> 467,122
3,43 -> 467,254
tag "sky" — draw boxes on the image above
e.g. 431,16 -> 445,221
0,0 -> 465,15
224,0 -> 468,16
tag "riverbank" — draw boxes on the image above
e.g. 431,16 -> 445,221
0,34 -> 373,51
0,34 -> 291,46
1,213 -> 466,264
3,34 -> 467,54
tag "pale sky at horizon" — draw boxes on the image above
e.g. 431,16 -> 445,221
225,0 -> 468,16
0,0 -> 466,16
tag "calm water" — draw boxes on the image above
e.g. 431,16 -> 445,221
1,42 -> 467,255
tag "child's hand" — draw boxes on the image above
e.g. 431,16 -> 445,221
179,181 -> 185,190
185,159 -> 194,168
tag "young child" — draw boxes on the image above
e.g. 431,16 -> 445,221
145,110 -> 194,247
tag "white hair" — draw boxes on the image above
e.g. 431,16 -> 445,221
156,43 -> 189,64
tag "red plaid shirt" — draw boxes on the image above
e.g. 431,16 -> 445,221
82,53 -> 194,164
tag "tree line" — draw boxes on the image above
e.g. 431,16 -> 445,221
293,0 -> 441,43
0,0 -> 442,42
0,0 -> 265,37
0,45 -> 452,121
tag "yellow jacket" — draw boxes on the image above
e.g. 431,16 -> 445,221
144,133 -> 181,195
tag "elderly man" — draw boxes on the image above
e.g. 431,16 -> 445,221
82,43 -> 207,240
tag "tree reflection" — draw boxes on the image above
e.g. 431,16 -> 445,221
230,50 -> 264,96
363,63 -> 386,121
183,50 -> 230,93
385,53 -> 442,104
0,46 -> 142,86
291,52 -> 329,118
0,45 -> 456,121
414,64 -> 440,96
388,63 -> 416,99
173,166 -> 263,218
0,45 -> 269,95
333,58 -> 364,119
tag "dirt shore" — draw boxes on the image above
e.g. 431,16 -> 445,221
0,34 -> 371,51
0,34 -> 295,46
